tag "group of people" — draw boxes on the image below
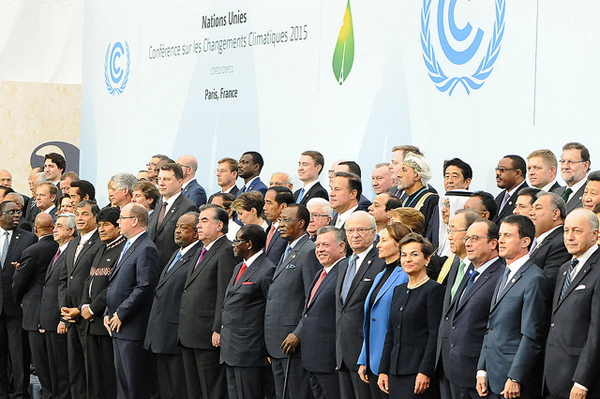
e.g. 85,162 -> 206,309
0,141 -> 598,399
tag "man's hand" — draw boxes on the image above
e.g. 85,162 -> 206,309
60,307 -> 81,321
570,385 -> 588,399
103,316 -> 112,336
414,373 -> 430,394
501,379 -> 520,399
57,321 -> 67,335
109,313 -> 122,333
280,333 -> 300,355
377,373 -> 389,394
81,306 -> 93,320
212,332 -> 220,347
358,365 -> 369,384
477,376 -> 489,397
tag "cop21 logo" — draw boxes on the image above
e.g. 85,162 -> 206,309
421,0 -> 505,95
105,41 -> 130,95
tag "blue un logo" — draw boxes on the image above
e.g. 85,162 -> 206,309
421,0 -> 505,95
105,41 -> 130,95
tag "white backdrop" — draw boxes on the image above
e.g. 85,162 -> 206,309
80,0 -> 600,205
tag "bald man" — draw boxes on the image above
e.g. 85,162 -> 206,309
177,155 -> 207,208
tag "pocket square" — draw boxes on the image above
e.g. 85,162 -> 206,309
575,285 -> 586,290
363,278 -> 372,282
242,282 -> 254,285
285,264 -> 297,270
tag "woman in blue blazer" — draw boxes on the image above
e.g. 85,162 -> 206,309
357,223 -> 411,398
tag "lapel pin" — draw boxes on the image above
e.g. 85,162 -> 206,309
107,258 -> 112,262
367,260 -> 372,264
511,278 -> 516,283
508,201 -> 512,205
291,254 -> 296,259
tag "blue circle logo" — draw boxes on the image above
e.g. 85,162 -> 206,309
421,0 -> 505,95
105,41 -> 130,95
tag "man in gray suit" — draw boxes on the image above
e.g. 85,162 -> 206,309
264,204 -> 320,399
476,215 -> 549,399
554,142 -> 591,214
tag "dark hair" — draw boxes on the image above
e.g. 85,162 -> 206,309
44,153 -> 66,172
470,191 -> 498,220
588,170 -> 600,182
476,219 -> 500,241
199,204 -> 230,234
286,204 -> 310,231
267,186 -> 294,205
76,199 -> 100,216
211,192 -> 236,210
0,200 -> 14,213
399,233 -> 434,258
503,155 -> 527,176
70,180 -> 96,201
160,162 -> 184,180
301,151 -> 325,174
96,207 -> 120,227
152,154 -> 171,161
385,222 -> 412,242
517,187 -> 541,206
334,171 -> 363,200
242,151 -> 264,173
238,224 -> 267,251
443,158 -> 473,180
501,214 -> 536,250
385,196 -> 403,212
563,142 -> 591,164
338,161 -> 362,178
132,180 -> 160,210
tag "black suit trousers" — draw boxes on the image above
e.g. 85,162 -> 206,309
85,333 -> 115,399
113,338 -> 150,399
66,324 -> 86,399
180,346 -> 226,399
44,331 -> 70,399
28,330 -> 52,398
338,362 -> 370,399
156,352 -> 187,399
0,313 -> 29,399
226,364 -> 264,399
271,356 -> 314,399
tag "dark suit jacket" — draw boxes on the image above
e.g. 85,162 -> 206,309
435,254 -> 464,367
301,264 -> 339,373
12,235 -> 58,331
442,258 -> 505,388
147,194 -> 199,269
357,194 -> 371,211
264,227 -> 287,265
335,247 -> 385,371
178,235 -> 237,349
144,241 -> 202,354
40,247 -> 68,331
555,184 -> 585,214
264,234 -> 321,359
530,226 -> 571,289
379,280 -> 444,377
220,253 -> 275,367
293,182 -> 329,206
548,181 -> 562,193
494,181 -> 528,222
105,232 -> 159,341
208,186 -> 239,204
478,259 -> 550,396
182,179 -> 207,208
544,248 -> 600,398
58,230 -> 104,329
237,177 -> 268,197
81,237 -> 127,335
0,227 -> 37,318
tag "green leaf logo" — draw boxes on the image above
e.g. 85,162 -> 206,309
332,0 -> 355,85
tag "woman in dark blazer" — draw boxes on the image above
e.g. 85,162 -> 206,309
377,233 -> 444,398
357,223 -> 411,398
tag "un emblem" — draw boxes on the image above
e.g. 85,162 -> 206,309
421,0 -> 505,95
104,41 -> 130,95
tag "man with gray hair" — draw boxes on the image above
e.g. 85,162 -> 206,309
177,155 -> 207,208
270,172 -> 294,191
529,191 -> 571,287
371,163 -> 394,195
336,211 -> 384,399
108,173 -> 137,208
307,198 -> 333,240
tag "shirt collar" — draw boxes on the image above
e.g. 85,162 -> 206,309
541,180 -> 558,192
537,225 -> 562,244
335,205 -> 359,228
180,240 -> 200,256
353,244 -> 374,270
506,181 -> 527,197
574,243 -> 599,264
204,234 -> 226,251
244,249 -> 264,267
302,180 -> 319,191
474,256 -> 499,274
127,230 -> 146,245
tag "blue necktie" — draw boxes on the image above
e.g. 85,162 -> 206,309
296,187 -> 305,204
496,268 -> 511,300
116,240 -> 131,267
459,266 -> 478,306
341,254 -> 358,303
167,250 -> 182,273
560,258 -> 579,300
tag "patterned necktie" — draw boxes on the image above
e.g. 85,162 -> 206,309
194,248 -> 208,269
296,187 -> 305,204
234,262 -> 248,284
499,191 -> 511,212
166,250 -> 182,273
341,254 -> 358,303
496,268 -> 511,300
308,269 -> 328,306
562,187 -> 573,203
450,260 -> 467,300
74,239 -> 86,264
1,231 -> 10,269
560,258 -> 579,300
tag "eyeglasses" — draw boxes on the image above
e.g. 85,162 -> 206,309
494,167 -> 515,173
232,238 -> 247,245
448,228 -> 467,235
310,213 -> 329,220
177,163 -> 192,170
3,210 -> 22,216
118,216 -> 136,221
559,159 -> 585,167
462,235 -> 491,243
277,217 -> 299,224
346,227 -> 374,235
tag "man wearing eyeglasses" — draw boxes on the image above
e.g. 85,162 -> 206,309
263,186 -> 294,264
438,220 -> 504,399
177,155 -> 207,208
336,211 -> 384,399
0,200 -> 37,398
555,142 -> 591,214
306,198 -> 333,241
493,155 -> 528,223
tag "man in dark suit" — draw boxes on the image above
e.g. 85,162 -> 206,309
43,152 -> 66,187
34,182 -> 59,221
145,212 -> 202,399
295,151 -> 329,206
513,187 -> 541,217
104,203 -> 159,399
177,155 -> 207,207
330,172 -> 361,229
544,209 -> 600,398
465,191 -> 498,221
527,149 -> 562,193
0,200 -> 38,398
554,142 -> 591,214
336,211 -> 384,399
331,161 -> 372,211
264,204 -> 320,399
178,204 -> 237,399
476,215 -> 550,399
220,224 -> 275,399
264,186 -> 294,264
237,152 -> 268,197
208,157 -> 240,203
493,155 -> 528,222
147,163 -> 199,270
58,200 -> 104,399
302,226 -> 345,399
81,207 -> 125,399
438,219 -> 504,399
529,192 -> 571,288
12,213 -> 57,399
41,212 -> 75,399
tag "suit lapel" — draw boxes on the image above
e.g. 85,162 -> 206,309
343,248 -> 377,305
110,233 -> 146,280
5,230 -> 22,264
455,260 -> 501,313
555,255 -> 597,310
229,255 -> 264,293
72,231 -> 98,272
159,241 -> 201,289
46,250 -> 67,281
491,261 -> 530,312
185,237 -> 225,286
272,235 -> 308,280
156,196 -> 182,234
373,267 -> 401,305
307,267 -> 336,309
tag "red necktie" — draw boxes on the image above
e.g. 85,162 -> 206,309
158,202 -> 167,225
234,262 -> 248,284
308,269 -> 328,306
265,225 -> 276,250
